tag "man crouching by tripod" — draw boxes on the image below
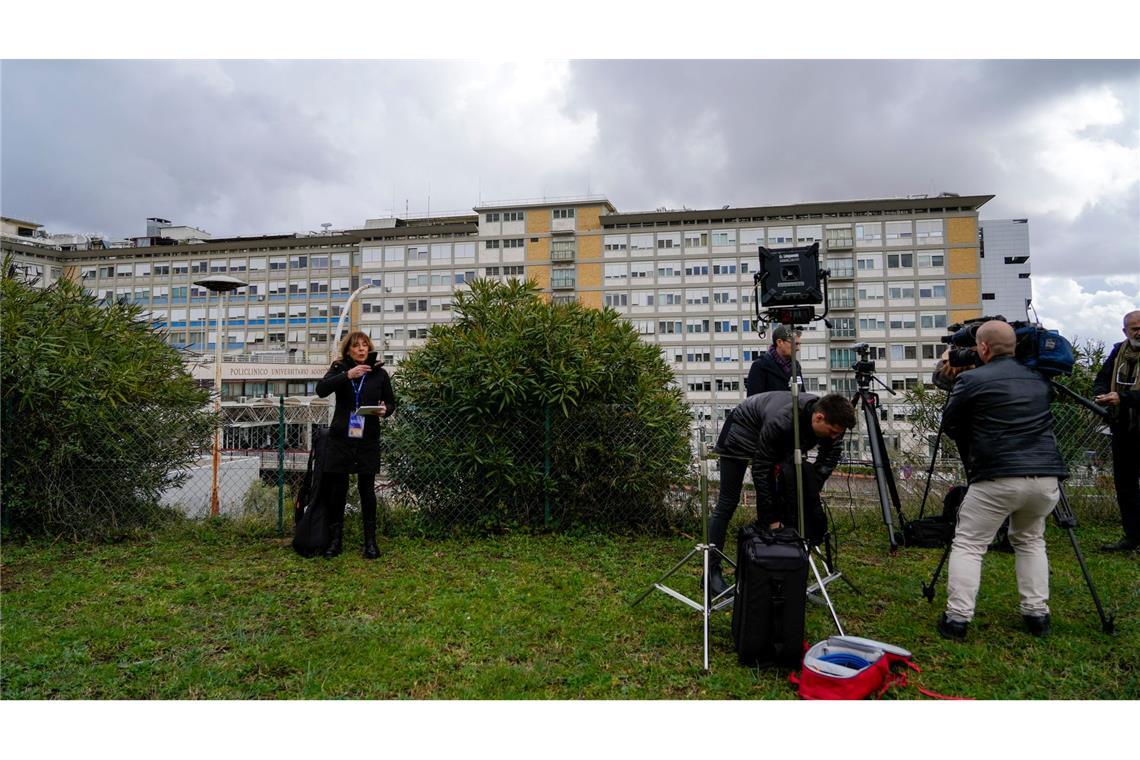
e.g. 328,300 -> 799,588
706,392 -> 857,596
938,320 -> 1069,640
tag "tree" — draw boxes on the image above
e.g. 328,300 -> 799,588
1,267 -> 215,538
381,278 -> 693,532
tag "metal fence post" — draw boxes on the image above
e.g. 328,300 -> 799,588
277,396 -> 285,536
544,405 -> 552,529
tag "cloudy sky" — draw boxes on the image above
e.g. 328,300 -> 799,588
2,27 -> 1138,348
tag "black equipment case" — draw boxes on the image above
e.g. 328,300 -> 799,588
731,524 -> 809,667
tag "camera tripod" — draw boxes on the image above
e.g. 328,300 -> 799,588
849,348 -> 907,550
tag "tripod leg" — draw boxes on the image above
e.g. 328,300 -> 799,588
922,540 -> 953,603
630,546 -> 703,606
1054,487 -> 1116,634
807,553 -> 845,636
861,395 -> 902,550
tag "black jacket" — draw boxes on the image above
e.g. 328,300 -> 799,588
745,350 -> 804,396
714,391 -> 844,512
942,356 -> 1068,484
1092,340 -> 1140,436
316,359 -> 396,442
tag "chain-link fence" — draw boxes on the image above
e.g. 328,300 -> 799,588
2,389 -> 1118,541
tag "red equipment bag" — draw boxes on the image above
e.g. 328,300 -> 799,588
789,636 -> 966,700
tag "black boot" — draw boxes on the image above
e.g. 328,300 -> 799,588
323,522 -> 343,558
362,521 -> 380,560
701,558 -> 732,598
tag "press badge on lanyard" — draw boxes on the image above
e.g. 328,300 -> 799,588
349,376 -> 365,439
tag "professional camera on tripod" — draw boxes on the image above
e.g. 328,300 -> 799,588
914,315 -> 1115,633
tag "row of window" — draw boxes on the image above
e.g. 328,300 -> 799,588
601,220 -> 945,252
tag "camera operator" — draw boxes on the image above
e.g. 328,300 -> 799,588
745,324 -> 805,396
937,320 -> 1069,640
706,392 -> 856,595
1093,309 -> 1140,553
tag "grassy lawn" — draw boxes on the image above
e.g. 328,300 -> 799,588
2,511 -> 1138,699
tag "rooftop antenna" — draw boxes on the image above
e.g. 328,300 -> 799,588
320,223 -> 332,235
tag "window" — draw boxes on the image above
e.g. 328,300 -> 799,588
686,348 -> 711,363
485,239 -> 501,250
289,255 -> 307,269
685,289 -> 710,305
657,232 -> 681,249
630,233 -> 654,251
269,257 -> 287,271
134,262 -> 152,276
982,293 -> 996,300
797,225 -> 822,244
919,283 -> 947,299
885,221 -> 913,246
713,319 -> 738,333
712,259 -> 737,275
739,228 -> 764,246
685,261 -> 709,277
829,287 -> 855,308
407,271 -> 429,287
918,252 -> 945,268
890,344 -> 918,361
604,293 -> 628,308
551,239 -> 576,261
630,262 -> 653,279
888,285 -> 915,300
858,283 -> 884,301
916,219 -> 944,245
631,290 -> 655,307
407,245 -> 429,262
605,263 -> 628,281
658,320 -> 683,335
503,211 -> 524,222
826,226 -> 854,249
715,346 -> 739,364
711,231 -> 736,247
431,244 -> 451,263
485,212 -> 500,223
856,254 -> 881,272
687,376 -> 711,393
384,246 -> 404,265
922,343 -> 944,360
859,314 -> 885,331
604,235 -> 628,252
920,313 -> 948,330
829,257 -> 854,277
634,320 -> 655,335
767,227 -> 794,248
658,291 -> 682,306
831,317 -> 856,338
887,252 -> 914,269
455,270 -> 476,285
685,231 -> 708,248
686,319 -> 710,334
406,299 -> 429,313
889,313 -> 916,330
310,256 -> 330,269
503,239 -> 524,249
454,243 -> 476,261
310,280 -> 329,294
657,263 -> 681,278
830,348 -> 856,369
553,208 -> 575,219
855,223 -> 882,248
248,258 -> 266,272
713,289 -> 737,305
551,267 -> 575,289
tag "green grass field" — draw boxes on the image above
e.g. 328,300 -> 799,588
2,511 -> 1138,699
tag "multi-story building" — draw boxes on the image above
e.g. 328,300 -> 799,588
978,218 -> 1033,322
3,193 -> 992,460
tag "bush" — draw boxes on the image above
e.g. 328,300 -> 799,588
382,278 -> 692,533
1,267 -> 215,539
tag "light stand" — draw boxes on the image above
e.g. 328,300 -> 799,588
630,428 -> 735,673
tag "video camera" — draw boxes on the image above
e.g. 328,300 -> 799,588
938,315 -> 1076,378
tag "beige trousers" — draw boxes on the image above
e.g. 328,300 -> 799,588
946,476 -> 1060,623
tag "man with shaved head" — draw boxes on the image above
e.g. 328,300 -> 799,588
1093,310 -> 1140,552
937,319 -> 1069,640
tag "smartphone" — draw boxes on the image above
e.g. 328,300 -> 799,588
366,351 -> 378,366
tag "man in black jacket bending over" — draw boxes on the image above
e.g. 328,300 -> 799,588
938,320 -> 1069,640
1092,309 -> 1140,552
745,324 -> 805,396
706,392 -> 856,595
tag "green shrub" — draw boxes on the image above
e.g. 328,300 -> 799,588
382,278 -> 692,533
1,267 -> 215,539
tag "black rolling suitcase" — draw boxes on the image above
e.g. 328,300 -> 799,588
731,524 -> 808,667
292,427 -> 331,557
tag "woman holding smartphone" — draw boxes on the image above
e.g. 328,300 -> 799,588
315,330 -> 396,559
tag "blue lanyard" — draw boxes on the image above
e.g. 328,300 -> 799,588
351,375 -> 365,409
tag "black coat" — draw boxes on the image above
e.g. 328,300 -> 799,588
942,356 -> 1068,484
1092,340 -> 1140,436
713,391 -> 844,511
316,359 -> 396,474
745,350 -> 804,396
